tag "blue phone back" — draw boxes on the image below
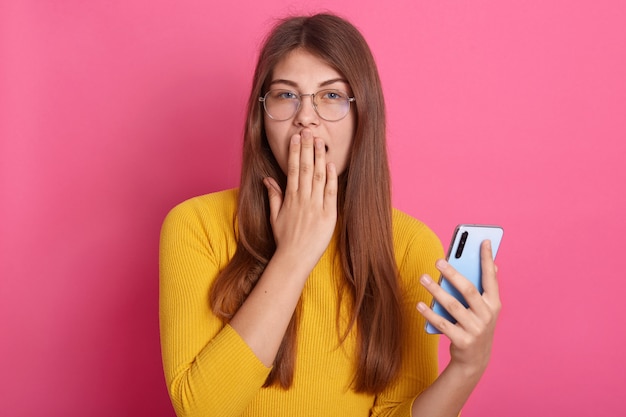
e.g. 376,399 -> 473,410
425,224 -> 503,334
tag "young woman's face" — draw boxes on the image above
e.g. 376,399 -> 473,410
263,49 -> 356,176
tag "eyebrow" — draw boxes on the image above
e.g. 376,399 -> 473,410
268,78 -> 349,89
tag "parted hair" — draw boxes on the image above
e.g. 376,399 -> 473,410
209,13 -> 404,394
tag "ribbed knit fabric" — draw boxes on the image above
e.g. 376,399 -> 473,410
159,189 -> 444,417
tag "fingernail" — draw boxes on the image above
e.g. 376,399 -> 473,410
420,275 -> 432,286
416,302 -> 427,312
291,135 -> 301,144
436,259 -> 448,269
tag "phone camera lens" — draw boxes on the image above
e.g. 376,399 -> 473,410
455,231 -> 468,259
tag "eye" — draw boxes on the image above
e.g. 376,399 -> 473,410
273,90 -> 298,100
319,90 -> 347,101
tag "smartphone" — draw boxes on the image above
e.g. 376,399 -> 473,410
425,224 -> 504,334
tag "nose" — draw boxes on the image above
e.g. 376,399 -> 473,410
294,94 -> 319,126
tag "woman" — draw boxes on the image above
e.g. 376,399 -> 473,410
159,12 -> 500,417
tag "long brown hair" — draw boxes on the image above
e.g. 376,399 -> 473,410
209,13 -> 403,394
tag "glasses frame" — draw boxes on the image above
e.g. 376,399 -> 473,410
259,89 -> 356,122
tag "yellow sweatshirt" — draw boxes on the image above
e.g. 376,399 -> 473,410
159,189 -> 444,417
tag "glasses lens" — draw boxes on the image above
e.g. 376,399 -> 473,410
262,89 -> 353,121
264,90 -> 299,121
314,90 -> 351,121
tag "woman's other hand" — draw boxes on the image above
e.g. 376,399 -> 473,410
417,240 -> 501,378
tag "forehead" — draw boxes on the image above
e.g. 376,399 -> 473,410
269,49 -> 348,88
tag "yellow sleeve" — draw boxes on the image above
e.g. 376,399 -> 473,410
159,194 -> 271,417
370,212 -> 444,417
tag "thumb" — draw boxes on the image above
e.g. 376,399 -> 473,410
263,177 -> 283,224
480,240 -> 499,295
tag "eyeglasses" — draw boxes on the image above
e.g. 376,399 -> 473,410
259,89 -> 356,122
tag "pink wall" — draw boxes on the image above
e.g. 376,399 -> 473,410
1,1 -> 624,415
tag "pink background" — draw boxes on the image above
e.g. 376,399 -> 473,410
1,0 -> 625,415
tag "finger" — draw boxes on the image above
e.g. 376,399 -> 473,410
419,273 -> 474,330
481,240 -> 499,294
480,240 -> 502,312
416,299 -> 463,340
298,129 -> 315,194
435,259 -> 484,314
285,133 -> 301,194
324,162 -> 338,210
311,138 -> 327,196
263,177 -> 283,225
